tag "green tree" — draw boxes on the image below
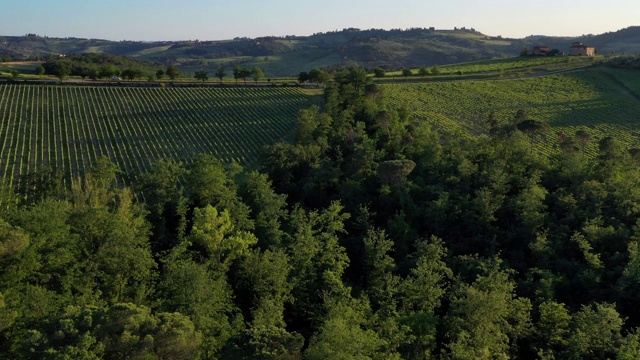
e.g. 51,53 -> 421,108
194,70 -> 208,83
156,69 -> 164,80
215,66 -> 227,83
534,301 -> 572,358
251,67 -> 264,84
334,66 -> 371,93
298,71 -> 310,84
9,303 -> 202,360
157,243 -> 238,355
430,64 -> 440,75
444,257 -> 532,359
362,229 -> 400,314
516,119 -> 549,154
239,171 -> 288,249
70,187 -> 156,303
120,68 -> 143,81
53,61 -> 71,82
373,67 -> 386,78
305,299 -> 392,360
401,68 -> 412,80
239,67 -> 251,85
187,154 -> 254,231
567,303 -> 624,359
309,68 -> 330,86
575,129 -> 592,154
233,64 -> 241,85
35,65 -> 45,78
618,330 -> 640,360
418,66 -> 429,78
166,64 -> 180,82
238,249 -> 292,327
98,64 -> 118,79
190,205 -> 257,269
222,325 -> 304,359
285,202 -> 351,331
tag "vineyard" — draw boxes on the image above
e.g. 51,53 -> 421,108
386,56 -> 596,76
0,85 -> 316,185
383,67 -> 640,156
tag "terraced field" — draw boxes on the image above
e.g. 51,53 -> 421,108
383,67 -> 640,156
0,85 -> 316,185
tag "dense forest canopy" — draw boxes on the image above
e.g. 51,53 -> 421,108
3,67 -> 640,359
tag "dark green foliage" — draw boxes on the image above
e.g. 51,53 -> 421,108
166,64 -> 180,81
5,70 -> 640,359
194,69 -> 208,83
42,53 -> 161,79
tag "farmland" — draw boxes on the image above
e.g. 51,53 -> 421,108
383,67 -> 640,156
0,85 -> 317,185
386,56 -> 601,81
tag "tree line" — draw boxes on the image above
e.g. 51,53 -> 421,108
3,67 -> 640,358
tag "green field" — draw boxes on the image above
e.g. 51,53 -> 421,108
383,67 -> 640,156
386,56 -> 599,77
0,85 -> 316,185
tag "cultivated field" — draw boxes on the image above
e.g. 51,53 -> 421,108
383,67 -> 640,156
0,85 -> 316,185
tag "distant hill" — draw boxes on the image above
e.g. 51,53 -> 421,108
524,26 -> 640,56
2,27 -> 639,77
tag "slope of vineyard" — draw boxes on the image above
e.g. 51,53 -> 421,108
0,85 -> 316,185
383,67 -> 640,156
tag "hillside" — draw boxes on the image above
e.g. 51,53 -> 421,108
525,26 -> 640,55
383,66 -> 640,155
0,29 -> 523,77
3,27 -> 639,77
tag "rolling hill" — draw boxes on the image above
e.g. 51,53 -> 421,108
3,26 -> 639,77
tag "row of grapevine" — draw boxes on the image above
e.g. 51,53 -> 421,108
383,68 -> 640,156
0,85 -> 315,186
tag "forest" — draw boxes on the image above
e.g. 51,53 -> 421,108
2,67 -> 640,359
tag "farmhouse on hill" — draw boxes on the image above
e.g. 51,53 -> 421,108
569,42 -> 596,56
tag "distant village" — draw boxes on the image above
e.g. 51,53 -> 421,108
528,42 -> 596,56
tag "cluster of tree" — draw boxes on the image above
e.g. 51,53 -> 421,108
0,55 -> 12,62
4,67 -> 640,358
41,53 -> 163,81
298,68 -> 330,85
232,65 -> 264,85
520,47 -> 562,56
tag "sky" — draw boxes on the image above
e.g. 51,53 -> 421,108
1,0 -> 639,41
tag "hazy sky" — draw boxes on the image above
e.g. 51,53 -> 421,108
2,0 -> 639,41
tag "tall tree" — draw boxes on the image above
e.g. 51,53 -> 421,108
251,67 -> 264,84
418,66 -> 429,78
194,70 -> 208,83
402,68 -> 412,81
239,68 -> 251,85
35,65 -> 45,78
444,257 -> 532,359
166,64 -> 180,82
309,68 -> 330,86
233,65 -> 241,85
215,66 -> 226,83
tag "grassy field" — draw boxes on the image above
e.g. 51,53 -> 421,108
383,66 -> 640,156
0,61 -> 43,74
0,85 -> 317,185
